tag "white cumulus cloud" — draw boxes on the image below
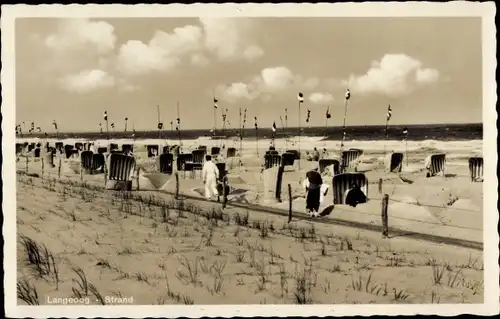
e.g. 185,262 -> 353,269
190,53 -> 210,67
308,92 -> 335,105
217,66 -> 322,103
45,18 -> 116,54
200,18 -> 264,62
346,54 -> 440,96
116,26 -> 203,75
60,69 -> 115,94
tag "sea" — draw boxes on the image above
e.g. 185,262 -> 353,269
19,123 -> 482,142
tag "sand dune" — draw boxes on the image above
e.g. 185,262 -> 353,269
16,138 -> 484,305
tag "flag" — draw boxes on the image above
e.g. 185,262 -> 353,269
158,123 -> 163,129
297,92 -> 304,103
111,123 -> 115,129
103,111 -> 108,121
30,122 -> 34,132
345,89 -> 351,101
213,98 -> 218,109
272,121 -> 276,132
177,117 -> 180,125
254,117 -> 258,130
402,127 -> 408,139
52,120 -> 58,130
306,109 -> 311,123
36,127 -> 41,132
125,117 -> 128,121
326,106 -> 331,119
285,108 -> 288,121
386,105 -> 392,122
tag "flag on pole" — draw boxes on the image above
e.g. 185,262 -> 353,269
99,123 -> 103,133
326,106 -> 331,119
306,109 -> 311,123
36,127 -> 41,132
158,123 -> 163,129
52,120 -> 58,130
345,89 -> 351,101
285,108 -> 288,121
297,92 -> 304,103
402,127 -> 408,139
254,117 -> 258,130
386,105 -> 392,121
213,98 -> 218,109
29,122 -> 34,132
272,121 -> 276,132
111,123 -> 115,129
103,111 -> 108,121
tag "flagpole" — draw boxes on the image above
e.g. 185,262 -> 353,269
157,105 -> 161,139
239,108 -> 242,169
298,99 -> 302,172
177,101 -> 182,151
105,114 -> 110,148
339,92 -> 349,170
212,88 -> 217,137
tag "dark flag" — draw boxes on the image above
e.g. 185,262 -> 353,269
345,89 -> 351,101
111,123 -> 115,129
272,121 -> 276,132
213,98 -> 218,109
52,120 -> 58,130
387,105 -> 392,122
402,127 -> 408,139
306,109 -> 311,123
326,106 -> 331,119
158,122 -> 163,130
297,92 -> 304,103
254,117 -> 258,130
103,111 -> 108,121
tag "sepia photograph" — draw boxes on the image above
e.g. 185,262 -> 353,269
2,3 -> 498,318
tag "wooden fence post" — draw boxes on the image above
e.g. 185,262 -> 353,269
222,178 -> 228,209
175,172 -> 180,200
381,194 -> 389,238
41,158 -> 44,177
287,184 -> 292,223
275,165 -> 284,202
378,178 -> 383,195
58,158 -> 61,178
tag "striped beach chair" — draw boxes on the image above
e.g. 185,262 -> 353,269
122,144 -> 134,153
319,159 -> 340,175
177,153 -> 193,171
55,142 -> 64,153
332,172 -> 369,205
215,162 -> 228,196
192,149 -> 206,164
384,152 -> 404,173
92,153 -> 106,173
80,151 -> 94,173
147,145 -> 159,157
281,152 -> 295,167
226,147 -> 236,158
211,146 -> 221,156
158,153 -> 174,174
28,143 -> 36,152
264,153 -> 282,169
33,148 -> 41,158
97,147 -> 108,154
341,149 -> 363,172
75,142 -> 84,151
468,157 -> 484,182
285,149 -> 300,160
83,142 -> 92,151
425,154 -> 446,177
162,146 -> 170,154
110,143 -> 119,152
16,143 -> 24,155
198,145 -> 207,152
106,153 -> 136,190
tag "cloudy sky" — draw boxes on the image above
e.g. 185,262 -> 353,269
16,17 -> 482,132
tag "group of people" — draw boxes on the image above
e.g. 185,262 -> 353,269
305,147 -> 329,162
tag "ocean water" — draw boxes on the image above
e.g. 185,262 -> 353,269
19,123 -> 482,142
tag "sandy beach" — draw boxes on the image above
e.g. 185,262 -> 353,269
16,137 -> 484,305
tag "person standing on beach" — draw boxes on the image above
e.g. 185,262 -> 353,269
302,163 -> 323,217
312,147 -> 320,161
202,155 -> 220,201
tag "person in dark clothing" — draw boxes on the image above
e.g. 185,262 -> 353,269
312,147 -> 320,161
345,183 -> 367,207
303,166 -> 323,217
